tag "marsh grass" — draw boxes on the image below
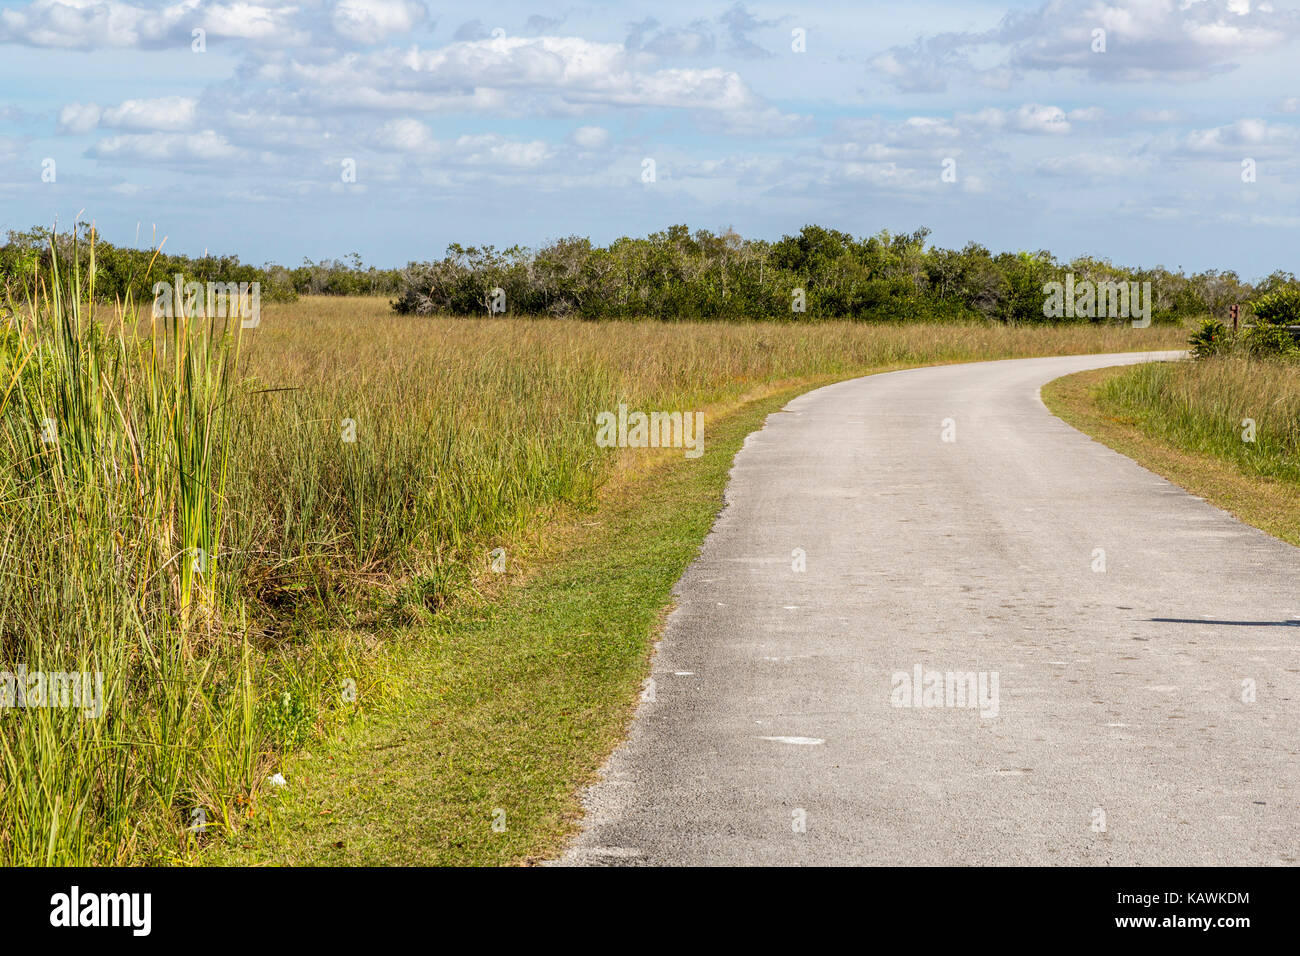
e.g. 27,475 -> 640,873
1096,355 -> 1300,484
0,264 -> 1187,864
0,233 -> 265,863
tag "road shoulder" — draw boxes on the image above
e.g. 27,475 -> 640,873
1042,366 -> 1300,547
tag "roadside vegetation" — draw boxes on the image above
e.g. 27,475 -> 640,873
1044,289 -> 1300,546
389,224 -> 1263,322
0,227 -> 1192,865
3,222 -> 1285,323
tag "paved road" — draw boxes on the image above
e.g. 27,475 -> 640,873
559,351 -> 1300,866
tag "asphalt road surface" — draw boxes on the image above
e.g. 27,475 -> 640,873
559,351 -> 1300,866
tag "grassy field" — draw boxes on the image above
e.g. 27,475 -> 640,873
1044,355 -> 1300,547
0,268 -> 1188,864
205,381 -> 813,864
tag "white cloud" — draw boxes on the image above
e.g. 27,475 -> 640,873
1184,117 -> 1297,153
1012,103 -> 1070,134
1,0 -> 188,49
203,1 -> 303,41
364,36 -> 763,113
374,117 -> 437,152
369,122 -> 552,168
709,104 -> 810,137
452,134 -> 551,168
60,97 -> 198,133
331,0 -> 426,45
570,125 -> 609,148
625,18 -> 715,58
245,33 -> 782,133
0,0 -> 308,49
870,0 -> 1300,91
103,96 -> 198,131
59,102 -> 103,134
901,116 -> 961,139
89,129 -> 242,162
816,113 -> 990,196
957,104 -> 1073,134
1037,153 -> 1154,179
868,46 -> 949,94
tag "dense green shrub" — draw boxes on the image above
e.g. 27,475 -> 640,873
1234,286 -> 1300,358
1189,318 -> 1232,358
5,222 -> 1285,324
0,225 -> 298,306
1249,287 -> 1300,326
0,227 -> 408,306
392,224 -> 1233,323
1244,321 -> 1299,358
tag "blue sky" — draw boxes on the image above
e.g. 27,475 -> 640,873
0,0 -> 1298,276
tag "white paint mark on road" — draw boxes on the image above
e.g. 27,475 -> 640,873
756,736 -> 824,746
580,846 -> 645,859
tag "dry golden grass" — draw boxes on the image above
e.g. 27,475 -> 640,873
255,295 -> 1188,399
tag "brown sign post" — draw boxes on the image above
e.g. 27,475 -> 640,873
1230,303 -> 1239,333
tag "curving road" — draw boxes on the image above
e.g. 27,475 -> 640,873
560,351 -> 1300,866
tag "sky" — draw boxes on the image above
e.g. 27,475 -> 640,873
0,0 -> 1298,277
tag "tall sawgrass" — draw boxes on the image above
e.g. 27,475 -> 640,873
0,246 -> 618,863
0,231 -> 264,864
